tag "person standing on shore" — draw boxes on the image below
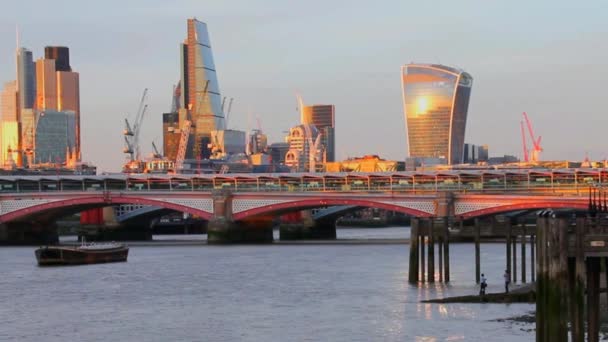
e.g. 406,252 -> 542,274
504,270 -> 510,293
480,273 -> 487,296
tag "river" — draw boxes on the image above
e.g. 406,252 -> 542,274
0,227 -> 535,341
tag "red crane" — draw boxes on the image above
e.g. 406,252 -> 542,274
522,112 -> 542,162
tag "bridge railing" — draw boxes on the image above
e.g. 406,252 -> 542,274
0,178 -> 599,196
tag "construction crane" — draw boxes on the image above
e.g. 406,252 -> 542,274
123,88 -> 149,162
521,112 -> 543,163
224,97 -> 234,129
151,141 -> 162,159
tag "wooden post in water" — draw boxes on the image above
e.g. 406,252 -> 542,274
512,221 -> 518,284
521,223 -> 527,283
531,230 -> 536,283
408,218 -> 419,283
420,225 -> 426,282
438,224 -> 443,283
569,216 -> 586,342
444,217 -> 450,283
587,257 -> 600,342
535,214 -> 547,341
427,218 -> 435,283
474,218 -> 481,284
506,217 -> 512,282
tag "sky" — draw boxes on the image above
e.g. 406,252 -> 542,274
0,0 -> 607,172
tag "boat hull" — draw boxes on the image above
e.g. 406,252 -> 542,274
35,246 -> 129,266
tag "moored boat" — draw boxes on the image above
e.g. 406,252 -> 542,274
35,242 -> 129,266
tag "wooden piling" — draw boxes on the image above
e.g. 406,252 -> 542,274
444,218 -> 450,283
587,257 -> 600,342
428,219 -> 435,283
512,227 -> 518,284
531,232 -> 536,282
408,218 -> 419,283
569,216 -> 586,342
535,215 -> 546,342
420,229 -> 426,282
521,223 -> 526,283
474,218 -> 481,284
506,218 -> 512,281
438,231 -> 443,283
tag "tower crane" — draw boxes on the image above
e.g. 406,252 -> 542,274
123,88 -> 149,162
522,112 -> 543,163
151,141 -> 162,159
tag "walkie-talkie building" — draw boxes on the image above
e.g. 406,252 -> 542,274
401,64 -> 472,165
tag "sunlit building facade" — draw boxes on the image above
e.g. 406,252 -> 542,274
401,64 -> 473,165
179,18 -> 225,159
301,104 -> 335,162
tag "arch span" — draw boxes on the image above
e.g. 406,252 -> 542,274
461,200 -> 588,220
0,195 -> 213,223
232,198 -> 433,221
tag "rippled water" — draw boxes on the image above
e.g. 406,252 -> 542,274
1,227 -> 535,341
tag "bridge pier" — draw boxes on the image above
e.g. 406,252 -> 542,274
0,221 -> 58,245
207,190 -> 273,244
279,211 -> 336,241
408,217 -> 450,284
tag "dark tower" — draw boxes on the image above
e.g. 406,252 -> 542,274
44,46 -> 71,72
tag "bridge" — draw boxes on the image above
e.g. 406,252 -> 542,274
0,169 -> 601,243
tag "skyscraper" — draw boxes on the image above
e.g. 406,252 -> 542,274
44,46 -> 71,72
35,47 -> 80,159
179,18 -> 225,159
33,110 -> 76,164
401,64 -> 473,165
16,48 -> 36,111
0,81 -> 19,166
301,104 -> 335,162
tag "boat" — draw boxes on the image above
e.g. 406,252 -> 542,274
35,241 -> 129,266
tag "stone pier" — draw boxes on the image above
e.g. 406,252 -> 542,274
207,190 -> 273,244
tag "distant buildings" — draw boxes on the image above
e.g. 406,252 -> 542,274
401,64 -> 473,165
301,104 -> 335,162
285,124 -> 324,172
0,44 -> 81,168
463,143 -> 489,164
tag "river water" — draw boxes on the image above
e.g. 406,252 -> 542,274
0,227 -> 536,341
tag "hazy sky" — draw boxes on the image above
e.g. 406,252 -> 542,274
0,0 -> 607,172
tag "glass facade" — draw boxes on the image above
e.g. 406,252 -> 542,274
180,18 -> 225,159
34,111 -> 76,164
17,48 -> 36,110
401,64 -> 472,165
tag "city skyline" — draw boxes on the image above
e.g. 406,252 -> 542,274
0,1 -> 606,171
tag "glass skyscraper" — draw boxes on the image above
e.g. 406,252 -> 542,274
33,111 -> 76,164
17,48 -> 36,111
401,64 -> 472,165
180,18 -> 225,159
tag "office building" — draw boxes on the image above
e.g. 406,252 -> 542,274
17,48 -> 36,111
44,46 -> 71,72
401,64 -> 473,165
268,142 -> 289,165
301,104 -> 335,162
285,124 -> 324,172
33,110 -> 76,164
162,112 -> 180,161
1,81 -> 19,166
179,18 -> 225,159
35,47 -> 81,158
